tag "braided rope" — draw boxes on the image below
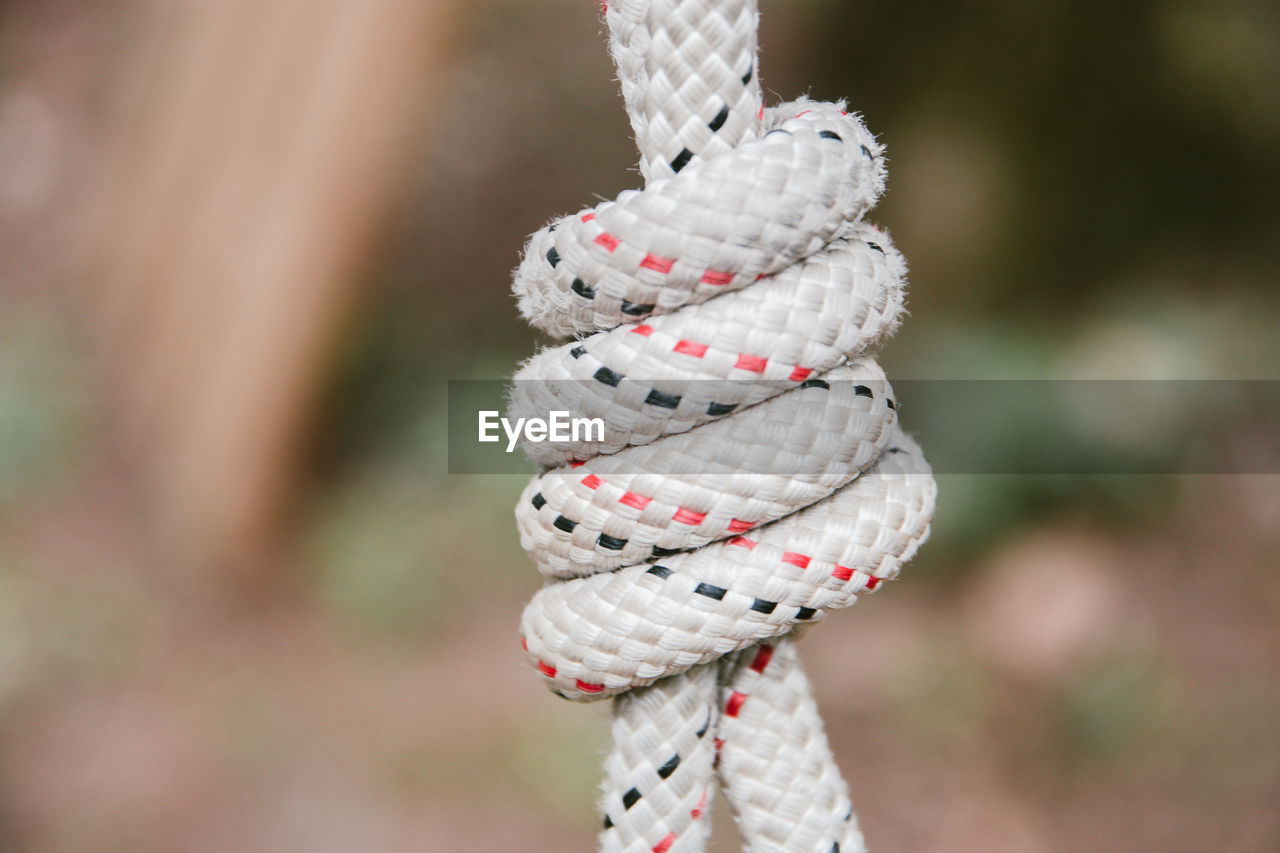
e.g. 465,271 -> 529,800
510,2 -> 936,850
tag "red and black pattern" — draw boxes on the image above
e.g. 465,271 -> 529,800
509,3 -> 935,851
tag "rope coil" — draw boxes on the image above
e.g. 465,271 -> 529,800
511,3 -> 936,850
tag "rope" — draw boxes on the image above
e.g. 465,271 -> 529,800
509,2 -> 937,850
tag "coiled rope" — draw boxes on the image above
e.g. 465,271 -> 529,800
510,2 -> 936,850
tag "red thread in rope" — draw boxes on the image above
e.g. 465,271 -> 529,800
691,790 -> 708,819
673,339 -> 708,358
781,551 -> 810,569
619,491 -> 651,510
640,253 -> 675,273
589,314 -> 821,384
672,507 -> 706,525
749,643 -> 774,673
622,489 -> 655,507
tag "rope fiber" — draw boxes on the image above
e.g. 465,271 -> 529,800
510,3 -> 936,850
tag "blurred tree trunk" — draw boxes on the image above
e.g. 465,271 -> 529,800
93,0 -> 458,582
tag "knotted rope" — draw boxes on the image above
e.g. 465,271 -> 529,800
510,2 -> 936,850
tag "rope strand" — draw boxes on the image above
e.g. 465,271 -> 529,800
511,2 -> 936,849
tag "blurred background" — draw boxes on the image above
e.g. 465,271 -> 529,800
1,0 -> 1278,850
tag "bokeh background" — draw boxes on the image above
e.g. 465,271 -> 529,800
2,0 -> 1278,850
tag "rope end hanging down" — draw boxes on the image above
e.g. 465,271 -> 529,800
509,2 -> 936,851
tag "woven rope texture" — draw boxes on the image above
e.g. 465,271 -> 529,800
510,2 -> 937,850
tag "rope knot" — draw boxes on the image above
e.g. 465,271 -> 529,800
509,2 -> 935,850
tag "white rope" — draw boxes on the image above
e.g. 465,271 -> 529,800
510,2 -> 936,850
